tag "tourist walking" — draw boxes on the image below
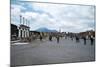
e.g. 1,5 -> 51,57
90,36 -> 94,45
49,35 -> 52,41
83,36 -> 86,45
39,35 -> 43,41
76,36 -> 79,42
56,36 -> 60,43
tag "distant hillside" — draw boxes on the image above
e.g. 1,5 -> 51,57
35,27 -> 57,32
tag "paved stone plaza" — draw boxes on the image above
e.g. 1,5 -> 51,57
11,37 -> 95,66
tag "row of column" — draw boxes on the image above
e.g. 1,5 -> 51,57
20,15 -> 30,26
18,28 -> 29,38
18,15 -> 30,40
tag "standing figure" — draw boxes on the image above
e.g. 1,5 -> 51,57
56,36 -> 59,43
49,35 -> 52,41
71,36 -> 73,41
90,36 -> 94,45
40,35 -> 42,41
83,37 -> 86,45
76,36 -> 79,42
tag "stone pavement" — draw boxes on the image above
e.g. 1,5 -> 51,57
11,37 -> 95,66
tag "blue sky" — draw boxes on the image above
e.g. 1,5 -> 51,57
11,0 -> 95,32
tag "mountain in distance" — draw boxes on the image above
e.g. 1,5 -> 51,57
35,27 -> 57,32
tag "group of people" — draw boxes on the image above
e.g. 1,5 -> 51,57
39,34 -> 60,43
82,36 -> 94,45
73,36 -> 94,45
38,34 -> 95,45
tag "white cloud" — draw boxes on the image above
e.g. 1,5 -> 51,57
11,1 -> 95,32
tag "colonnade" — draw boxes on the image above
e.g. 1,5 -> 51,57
18,15 -> 30,40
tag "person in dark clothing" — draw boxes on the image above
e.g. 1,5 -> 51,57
90,36 -> 94,45
40,35 -> 42,41
83,37 -> 86,45
49,35 -> 52,41
71,36 -> 73,41
76,36 -> 79,42
56,36 -> 59,43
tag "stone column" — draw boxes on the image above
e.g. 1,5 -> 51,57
24,29 -> 27,38
27,28 -> 29,37
22,29 -> 24,38
20,15 -> 22,24
18,28 -> 21,38
26,28 -> 28,37
24,29 -> 25,38
23,17 -> 25,25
